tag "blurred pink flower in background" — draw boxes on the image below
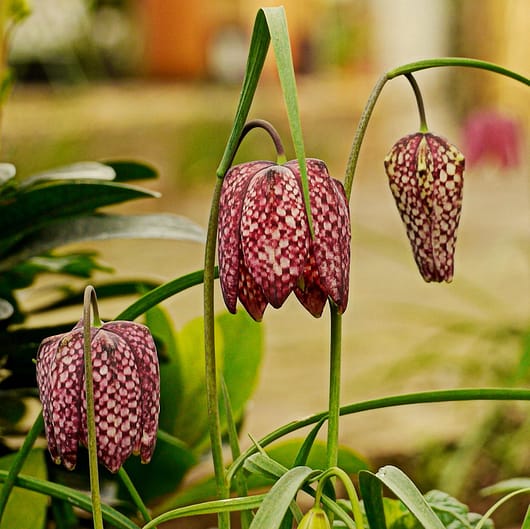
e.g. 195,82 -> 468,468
462,110 -> 523,169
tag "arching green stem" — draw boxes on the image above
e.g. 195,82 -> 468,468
83,286 -> 104,529
343,73 -> 388,199
405,73 -> 428,132
343,57 -> 529,200
226,387 -> 530,483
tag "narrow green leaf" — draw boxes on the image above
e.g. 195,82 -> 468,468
374,466 -> 445,529
116,268 -> 217,321
0,213 -> 202,271
144,494 -> 267,529
104,161 -> 158,182
0,470 -> 139,529
20,162 -> 116,188
217,9 -> 270,176
249,466 -> 315,529
482,477 -> 530,495
359,471 -> 387,529
262,6 -> 313,234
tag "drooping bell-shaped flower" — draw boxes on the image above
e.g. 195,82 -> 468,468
384,132 -> 465,282
36,319 -> 160,473
218,158 -> 350,321
297,507 -> 332,529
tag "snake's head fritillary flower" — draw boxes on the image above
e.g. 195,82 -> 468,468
384,132 -> 465,282
36,320 -> 160,473
218,158 -> 350,321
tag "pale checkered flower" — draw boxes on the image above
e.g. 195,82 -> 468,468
218,158 -> 350,321
36,320 -> 160,473
384,132 -> 465,282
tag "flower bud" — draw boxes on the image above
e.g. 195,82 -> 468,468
384,132 -> 465,282
36,319 -> 160,473
297,507 -> 332,529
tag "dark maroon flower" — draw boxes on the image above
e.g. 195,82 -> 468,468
384,132 -> 465,282
218,158 -> 350,321
36,320 -> 160,473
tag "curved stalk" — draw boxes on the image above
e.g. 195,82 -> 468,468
405,73 -> 428,132
226,387 -> 530,483
83,286 -> 104,529
387,57 -> 530,85
343,73 -> 388,199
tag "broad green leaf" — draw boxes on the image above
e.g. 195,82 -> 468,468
0,449 -> 47,529
167,316 -> 224,448
249,466 -> 315,529
121,430 -> 197,504
218,310 -> 263,426
0,180 -> 159,252
0,213 -> 205,270
104,161 -> 157,182
145,305 -> 179,362
19,162 -> 115,188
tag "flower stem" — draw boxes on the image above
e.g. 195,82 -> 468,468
326,304 -> 342,470
0,411 -> 44,522
203,177 -> 230,529
83,285 -> 104,529
343,73 -> 388,200
405,73 -> 428,132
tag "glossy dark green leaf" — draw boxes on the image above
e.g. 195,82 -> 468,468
0,449 -> 47,529
0,180 -> 159,251
104,161 -> 158,182
20,162 -> 116,188
0,213 -> 205,270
